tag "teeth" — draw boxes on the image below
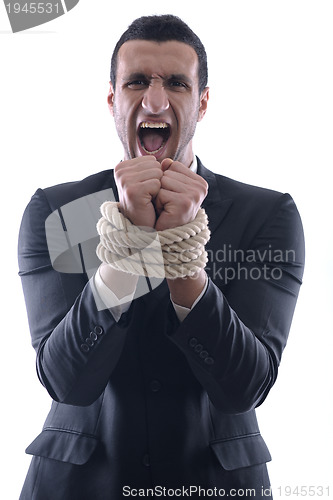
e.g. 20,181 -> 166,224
142,146 -> 164,155
140,122 -> 169,129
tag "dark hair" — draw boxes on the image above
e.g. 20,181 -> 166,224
110,15 -> 208,94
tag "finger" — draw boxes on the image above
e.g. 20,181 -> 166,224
127,168 -> 163,183
126,178 -> 161,201
115,156 -> 160,174
161,171 -> 206,192
127,155 -> 158,166
140,179 -> 162,198
163,169 -> 208,196
160,175 -> 191,193
161,157 -> 174,172
166,161 -> 198,178
116,166 -> 163,189
155,188 -> 180,205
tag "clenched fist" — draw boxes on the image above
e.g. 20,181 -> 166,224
154,159 -> 208,231
114,156 -> 163,228
114,156 -> 208,231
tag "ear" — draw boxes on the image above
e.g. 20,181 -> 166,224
197,87 -> 209,122
107,82 -> 115,116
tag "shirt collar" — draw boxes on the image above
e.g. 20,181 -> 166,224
189,155 -> 197,173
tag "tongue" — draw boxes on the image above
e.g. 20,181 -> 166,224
142,130 -> 164,152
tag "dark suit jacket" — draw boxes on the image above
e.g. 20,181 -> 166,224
18,158 -> 305,499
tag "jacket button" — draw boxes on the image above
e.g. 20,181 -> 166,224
90,331 -> 98,341
94,325 -> 104,335
189,337 -> 198,347
199,350 -> 209,359
204,357 -> 214,365
150,380 -> 162,392
194,344 -> 203,353
142,454 -> 150,467
86,338 -> 94,347
80,344 -> 89,353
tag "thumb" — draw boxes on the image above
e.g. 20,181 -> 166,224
161,158 -> 173,172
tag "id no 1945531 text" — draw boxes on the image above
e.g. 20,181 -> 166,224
5,3 -> 60,14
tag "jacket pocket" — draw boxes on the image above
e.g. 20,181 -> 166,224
25,428 -> 99,465
210,433 -> 272,471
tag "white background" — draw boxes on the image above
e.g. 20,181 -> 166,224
0,1 -> 332,498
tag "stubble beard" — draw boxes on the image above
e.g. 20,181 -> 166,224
113,102 -> 200,164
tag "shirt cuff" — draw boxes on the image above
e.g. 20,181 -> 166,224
171,274 -> 208,322
94,267 -> 136,322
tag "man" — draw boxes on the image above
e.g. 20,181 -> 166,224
18,14 -> 305,500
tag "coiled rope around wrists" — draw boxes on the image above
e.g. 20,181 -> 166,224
96,202 -> 210,279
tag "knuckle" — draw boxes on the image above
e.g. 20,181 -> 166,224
202,179 -> 208,195
194,189 -> 203,203
169,161 -> 183,170
168,163 -> 178,172
150,178 -> 161,190
180,197 -> 192,211
114,166 -> 122,181
194,179 -> 208,199
125,184 -> 138,199
114,160 -> 124,172
160,175 -> 168,187
154,168 -> 164,179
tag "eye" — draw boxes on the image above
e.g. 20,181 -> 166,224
168,80 -> 188,91
127,80 -> 148,89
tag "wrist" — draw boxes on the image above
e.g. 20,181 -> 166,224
167,269 -> 207,309
99,263 -> 138,300
96,203 -> 210,280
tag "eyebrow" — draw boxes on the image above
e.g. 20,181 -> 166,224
122,73 -> 148,82
122,72 -> 193,84
168,74 -> 192,85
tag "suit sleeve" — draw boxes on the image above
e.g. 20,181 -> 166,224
18,189 -> 130,406
166,193 -> 305,413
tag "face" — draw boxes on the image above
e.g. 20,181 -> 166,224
108,40 -> 209,167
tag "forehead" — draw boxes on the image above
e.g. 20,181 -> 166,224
117,40 -> 199,82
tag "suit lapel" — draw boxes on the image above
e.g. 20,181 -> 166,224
197,158 -> 233,235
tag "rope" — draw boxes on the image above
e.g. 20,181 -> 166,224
96,202 -> 210,279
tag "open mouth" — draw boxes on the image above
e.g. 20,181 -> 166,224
138,122 -> 171,155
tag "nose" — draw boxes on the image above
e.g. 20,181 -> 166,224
142,84 -> 169,114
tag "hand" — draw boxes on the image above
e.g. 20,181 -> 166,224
154,159 -> 208,231
114,156 -> 163,228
